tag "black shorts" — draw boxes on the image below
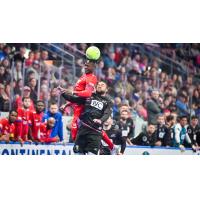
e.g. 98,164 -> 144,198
73,126 -> 102,155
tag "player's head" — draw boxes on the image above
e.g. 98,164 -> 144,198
23,86 -> 31,97
96,81 -> 108,95
84,46 -> 101,74
9,110 -> 18,123
84,59 -> 96,74
22,97 -> 31,109
147,123 -> 156,135
36,100 -> 45,113
179,115 -> 188,126
120,110 -> 129,121
49,102 -> 58,114
104,116 -> 113,126
157,114 -> 165,125
151,89 -> 159,100
191,115 -> 198,126
166,115 -> 175,126
47,117 -> 55,129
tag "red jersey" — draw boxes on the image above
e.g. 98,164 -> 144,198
73,73 -> 97,97
15,107 -> 34,140
39,123 -> 57,143
30,111 -> 44,140
17,107 -> 33,125
15,96 -> 35,110
0,118 -> 16,137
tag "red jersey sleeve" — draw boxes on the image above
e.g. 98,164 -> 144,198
74,75 -> 97,97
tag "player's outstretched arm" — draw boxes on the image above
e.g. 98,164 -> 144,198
61,92 -> 86,105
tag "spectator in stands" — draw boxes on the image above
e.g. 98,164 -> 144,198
13,61 -> 22,82
0,84 -> 9,111
146,89 -> 163,125
0,110 -> 18,143
14,79 -> 23,96
0,65 -> 11,85
103,51 -> 117,69
34,50 -> 41,61
42,102 -> 63,141
25,51 -> 34,67
131,123 -> 157,147
0,45 -> 11,61
2,58 -> 11,69
175,94 -> 189,116
14,45 -> 26,63
113,97 -> 122,118
28,78 -> 38,104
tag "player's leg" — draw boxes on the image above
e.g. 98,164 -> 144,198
85,133 -> 102,155
71,115 -> 79,141
73,127 -> 87,154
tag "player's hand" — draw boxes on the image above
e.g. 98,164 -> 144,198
111,145 -> 120,155
57,86 -> 67,94
26,139 -> 33,144
155,141 -> 162,146
179,144 -> 185,152
18,138 -> 24,147
93,119 -> 102,124
192,145 -> 197,152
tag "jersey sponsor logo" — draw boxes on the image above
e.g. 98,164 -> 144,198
142,136 -> 147,142
90,100 -> 103,110
188,129 -> 192,134
159,132 -> 165,138
181,134 -> 185,140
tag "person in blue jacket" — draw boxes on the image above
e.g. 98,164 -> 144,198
42,102 -> 63,141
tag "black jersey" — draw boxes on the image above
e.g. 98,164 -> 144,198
104,122 -> 127,154
116,118 -> 134,139
155,124 -> 171,146
187,125 -> 200,146
131,131 -> 157,146
62,92 -> 112,133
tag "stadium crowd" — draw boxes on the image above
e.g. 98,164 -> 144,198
1,43 -> 200,153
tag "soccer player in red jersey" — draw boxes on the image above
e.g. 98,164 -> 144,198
29,100 -> 45,142
59,47 -> 114,150
15,97 -> 34,144
39,117 -> 59,143
14,86 -> 35,110
0,110 -> 18,143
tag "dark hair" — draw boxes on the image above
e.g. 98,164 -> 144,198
36,100 -> 45,105
179,115 -> 188,120
166,115 -> 174,122
9,110 -> 17,115
22,96 -> 30,102
50,101 -> 57,106
191,115 -> 198,120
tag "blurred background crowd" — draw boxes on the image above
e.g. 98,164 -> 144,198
1,43 -> 200,148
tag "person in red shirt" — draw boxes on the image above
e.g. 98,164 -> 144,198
58,47 -> 114,150
0,110 -> 18,143
14,86 -> 35,110
15,97 -> 34,144
39,117 -> 59,143
29,100 -> 45,142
